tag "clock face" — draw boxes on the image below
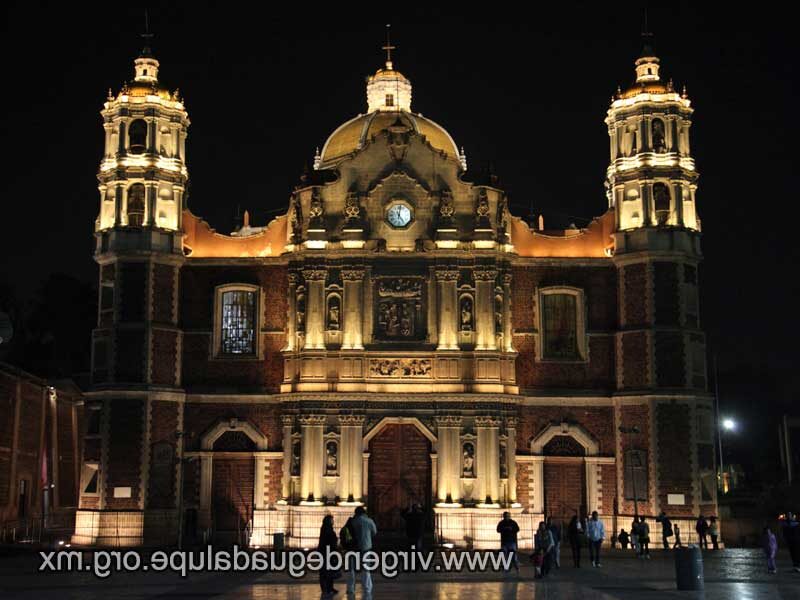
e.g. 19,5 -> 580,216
386,203 -> 412,228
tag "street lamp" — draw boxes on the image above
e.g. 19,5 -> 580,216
619,425 -> 641,520
717,417 -> 738,494
722,418 -> 736,432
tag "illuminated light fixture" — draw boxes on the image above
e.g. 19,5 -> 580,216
604,247 -> 614,257
304,240 -> 327,250
341,240 -> 365,249
435,240 -> 459,249
442,543 -> 455,549
722,418 -> 736,432
473,240 -> 496,249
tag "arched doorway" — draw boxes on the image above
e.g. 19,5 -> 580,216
367,423 -> 432,531
543,436 -> 587,522
212,430 -> 255,546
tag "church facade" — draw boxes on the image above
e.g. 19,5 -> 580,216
73,37 -> 717,548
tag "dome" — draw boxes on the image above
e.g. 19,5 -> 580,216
618,80 -> 671,99
318,110 -> 460,167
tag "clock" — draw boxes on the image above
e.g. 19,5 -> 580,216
386,202 -> 412,228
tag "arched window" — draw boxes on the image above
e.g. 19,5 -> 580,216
653,182 -> 671,225
126,183 -> 145,226
128,119 -> 147,154
216,286 -> 258,356
537,287 -> 587,361
542,293 -> 578,359
652,118 -> 667,152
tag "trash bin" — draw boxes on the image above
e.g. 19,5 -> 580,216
674,545 -> 704,590
273,532 -> 285,551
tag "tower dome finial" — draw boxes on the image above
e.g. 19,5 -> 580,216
134,10 -> 159,83
382,23 -> 396,70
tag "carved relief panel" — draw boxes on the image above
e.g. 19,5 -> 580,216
373,277 -> 426,342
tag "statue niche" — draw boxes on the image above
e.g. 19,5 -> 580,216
460,296 -> 473,331
374,278 -> 425,341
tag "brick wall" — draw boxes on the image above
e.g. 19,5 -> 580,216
517,406 -> 615,455
618,403 -> 650,515
655,331 -> 685,387
180,265 -> 287,392
151,329 -> 178,386
182,403 -> 282,452
656,402 -> 694,516
621,331 -> 648,389
147,401 -> 179,509
105,398 -> 144,510
115,330 -> 145,383
622,263 -> 647,326
152,264 -> 176,324
653,262 -> 680,326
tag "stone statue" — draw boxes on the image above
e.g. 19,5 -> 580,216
325,441 -> 338,475
463,442 -> 475,477
327,298 -> 340,330
460,298 -> 473,331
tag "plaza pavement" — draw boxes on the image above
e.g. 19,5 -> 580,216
0,547 -> 798,599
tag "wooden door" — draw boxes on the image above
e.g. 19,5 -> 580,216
368,424 -> 431,531
544,459 -> 586,521
212,458 -> 254,543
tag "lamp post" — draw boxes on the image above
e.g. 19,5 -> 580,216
619,425 -> 641,520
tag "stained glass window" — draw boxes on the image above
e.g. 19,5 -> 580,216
542,293 -> 578,359
220,290 -> 256,355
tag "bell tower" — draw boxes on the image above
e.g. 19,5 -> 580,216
605,33 -> 698,232
91,36 -> 188,389
608,33 -> 706,394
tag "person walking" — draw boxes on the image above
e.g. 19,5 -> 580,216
586,511 -> 605,567
401,503 -> 425,551
346,506 -> 377,596
762,526 -> 778,574
709,516 -> 719,550
630,517 -> 640,554
317,515 -> 339,597
781,512 -> 800,572
567,514 -> 584,567
496,511 -> 521,573
672,524 -> 683,549
547,516 -> 562,569
618,528 -> 630,549
656,511 -> 673,550
638,516 -> 651,559
535,521 -> 555,578
696,515 -> 709,549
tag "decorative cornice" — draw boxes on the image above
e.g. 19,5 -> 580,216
281,415 -> 295,426
474,269 -> 498,281
298,414 -> 327,426
338,414 -> 366,426
435,415 -> 463,427
341,269 -> 365,281
475,416 -> 502,427
435,269 -> 459,281
504,416 -> 518,429
302,269 -> 327,281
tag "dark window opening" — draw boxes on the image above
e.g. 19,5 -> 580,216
542,293 -> 579,360
220,290 -> 256,355
128,119 -> 147,154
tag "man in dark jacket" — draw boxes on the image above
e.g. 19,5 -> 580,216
782,512 -> 800,572
656,511 -> 673,550
497,512 -> 521,572
401,503 -> 426,551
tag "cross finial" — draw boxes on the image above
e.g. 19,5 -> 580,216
140,9 -> 154,57
382,23 -> 396,69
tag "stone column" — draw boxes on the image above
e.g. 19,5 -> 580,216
505,417 -> 518,504
338,415 -> 365,502
671,118 -> 680,153
281,415 -> 294,500
147,118 -> 157,154
584,458 -> 601,515
285,274 -> 298,351
673,183 -> 684,226
342,269 -> 365,350
114,183 -> 124,226
435,416 -> 462,503
145,182 -> 158,226
299,415 -> 326,502
532,456 -> 545,513
502,273 -> 513,352
172,125 -> 180,159
641,181 -> 653,226
475,269 -> 497,350
118,121 -> 127,155
436,269 -> 459,350
173,186 -> 184,230
302,269 -> 326,350
476,416 -> 500,503
199,453 -> 213,526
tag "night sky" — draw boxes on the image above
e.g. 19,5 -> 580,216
1,4 -> 797,464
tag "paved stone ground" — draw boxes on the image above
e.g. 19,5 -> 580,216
1,547 -> 798,599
